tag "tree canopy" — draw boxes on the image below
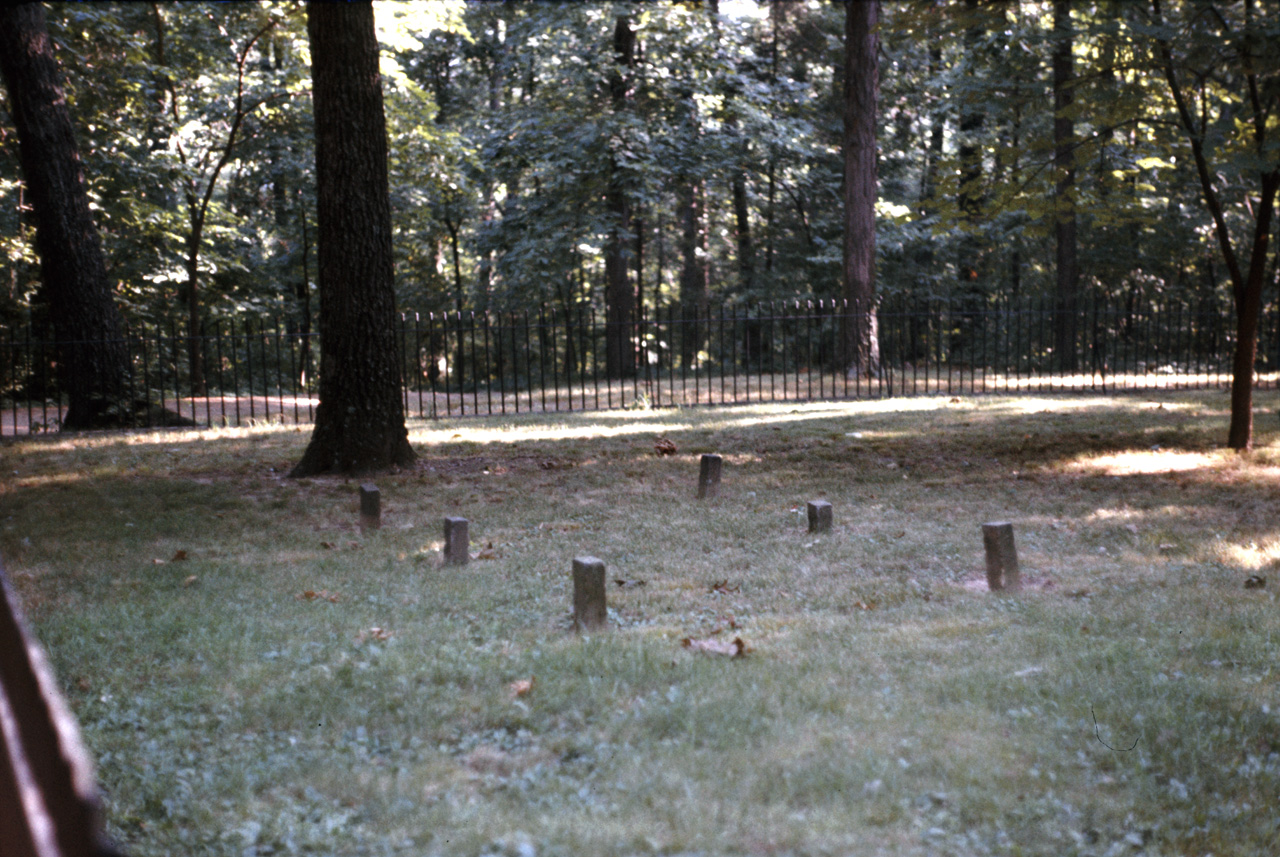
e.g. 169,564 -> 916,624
1,0 -> 1278,440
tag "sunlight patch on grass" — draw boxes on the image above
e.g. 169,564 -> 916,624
1066,448 -> 1226,475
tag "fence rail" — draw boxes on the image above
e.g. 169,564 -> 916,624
3,295 -> 1278,435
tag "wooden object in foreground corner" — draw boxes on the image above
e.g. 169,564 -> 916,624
0,559 -> 119,857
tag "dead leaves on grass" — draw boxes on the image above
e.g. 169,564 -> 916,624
298,589 -> 341,603
356,627 -> 392,643
653,436 -> 678,456
682,636 -> 749,658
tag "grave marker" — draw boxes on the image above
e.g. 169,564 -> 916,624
572,556 -> 607,631
359,484 -> 381,531
982,521 -> 1020,591
807,500 -> 833,533
444,517 -> 469,565
697,453 -> 723,499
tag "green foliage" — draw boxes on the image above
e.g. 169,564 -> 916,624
1,0 -> 1278,330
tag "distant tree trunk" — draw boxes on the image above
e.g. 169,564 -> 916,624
678,180 -> 709,368
291,1 -> 414,477
1052,0 -> 1079,372
0,3 -> 130,429
840,0 -> 880,375
604,11 -> 636,379
956,0 -> 985,291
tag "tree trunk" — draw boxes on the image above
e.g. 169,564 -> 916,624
291,1 -> 414,477
956,0 -> 985,292
604,12 -> 636,379
678,180 -> 708,368
840,0 -> 880,375
0,3 -> 130,429
1052,0 -> 1079,372
1152,0 -> 1279,451
184,218 -> 206,396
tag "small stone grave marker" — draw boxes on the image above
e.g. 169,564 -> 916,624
359,484 -> 381,531
982,521 -> 1020,591
697,453 -> 722,499
572,556 -> 607,631
807,500 -> 833,533
444,517 -> 469,565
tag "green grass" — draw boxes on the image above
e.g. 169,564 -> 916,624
3,392 -> 1279,856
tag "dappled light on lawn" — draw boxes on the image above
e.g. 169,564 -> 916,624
1065,448 -> 1228,476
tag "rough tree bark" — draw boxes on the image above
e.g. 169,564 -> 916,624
604,11 -> 636,379
0,3 -> 131,429
290,1 -> 414,477
840,0 -> 881,375
1052,0 -> 1079,372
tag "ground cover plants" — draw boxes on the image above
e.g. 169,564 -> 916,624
2,391 -> 1279,856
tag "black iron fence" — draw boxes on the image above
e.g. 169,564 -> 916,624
3,294 -> 1278,435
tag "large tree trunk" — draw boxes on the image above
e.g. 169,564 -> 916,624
0,3 -> 130,429
840,0 -> 880,375
604,12 -> 636,379
290,1 -> 414,477
1052,0 -> 1079,372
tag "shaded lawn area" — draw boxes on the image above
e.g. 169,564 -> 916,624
2,392 -> 1278,856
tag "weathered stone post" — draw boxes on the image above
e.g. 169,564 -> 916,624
807,500 -> 833,533
443,517 -> 469,565
697,454 -> 723,499
982,522 -> 1020,591
359,484 -> 381,531
572,556 -> 607,631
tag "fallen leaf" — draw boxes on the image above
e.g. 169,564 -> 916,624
320,542 -> 335,550
1124,524 -> 1139,535
682,636 -> 748,657
152,558 -> 165,565
171,549 -> 189,562
614,578 -> 647,588
183,575 -> 198,587
1245,574 -> 1267,590
654,436 -> 678,456
298,589 -> 341,603
853,600 -> 877,611
356,627 -> 392,643
509,677 -> 535,698
709,580 -> 740,594
474,542 -> 500,560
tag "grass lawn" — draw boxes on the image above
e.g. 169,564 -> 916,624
2,392 -> 1279,856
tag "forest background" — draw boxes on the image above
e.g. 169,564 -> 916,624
1,0 -> 1278,406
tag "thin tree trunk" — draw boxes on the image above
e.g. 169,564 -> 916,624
1152,0 -> 1279,451
1052,0 -> 1079,372
678,180 -> 708,368
604,12 -> 636,379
